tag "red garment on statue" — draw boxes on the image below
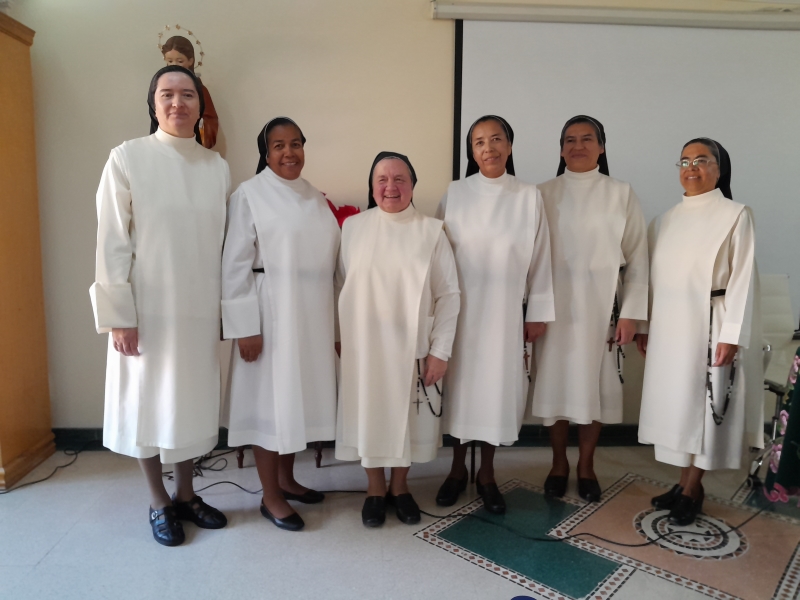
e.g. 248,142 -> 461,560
326,198 -> 360,228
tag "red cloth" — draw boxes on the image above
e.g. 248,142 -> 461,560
326,198 -> 360,228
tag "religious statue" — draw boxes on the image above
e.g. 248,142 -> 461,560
158,25 -> 219,149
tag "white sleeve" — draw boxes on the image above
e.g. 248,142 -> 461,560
525,190 -> 555,323
718,208 -> 756,347
221,188 -> 261,339
618,187 -> 649,321
89,148 -> 137,334
434,192 -> 448,221
428,230 -> 461,361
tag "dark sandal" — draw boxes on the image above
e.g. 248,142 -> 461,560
172,494 -> 228,529
149,505 -> 185,547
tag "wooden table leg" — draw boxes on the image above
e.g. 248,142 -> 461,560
236,446 -> 244,469
314,442 -> 323,468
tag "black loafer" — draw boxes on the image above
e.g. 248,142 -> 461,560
578,478 -> 602,503
386,492 -> 421,525
476,480 -> 506,514
149,505 -> 185,547
172,494 -> 227,529
435,475 -> 468,507
362,496 -> 386,528
651,484 -> 684,510
260,501 -> 305,531
282,489 -> 325,504
544,475 -> 569,498
668,492 -> 704,526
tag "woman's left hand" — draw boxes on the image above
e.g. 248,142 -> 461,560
423,355 -> 448,387
713,342 -> 738,367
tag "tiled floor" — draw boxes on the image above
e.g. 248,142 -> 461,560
0,445 -> 783,600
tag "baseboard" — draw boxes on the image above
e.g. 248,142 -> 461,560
0,433 -> 56,490
53,425 -> 643,452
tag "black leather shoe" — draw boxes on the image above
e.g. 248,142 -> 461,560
172,494 -> 227,529
476,480 -> 506,514
282,489 -> 325,504
544,475 -> 569,498
362,496 -> 386,527
578,478 -> 602,503
149,506 -> 185,547
668,491 -> 704,526
260,501 -> 305,531
651,484 -> 684,510
386,492 -> 421,525
436,475 -> 468,507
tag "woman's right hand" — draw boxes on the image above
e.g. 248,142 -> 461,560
635,333 -> 648,358
238,335 -> 263,362
112,327 -> 140,356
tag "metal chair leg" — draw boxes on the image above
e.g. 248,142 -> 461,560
314,441 -> 323,468
470,440 -> 476,483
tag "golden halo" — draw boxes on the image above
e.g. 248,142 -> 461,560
157,24 -> 206,77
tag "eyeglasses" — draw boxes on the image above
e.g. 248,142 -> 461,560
676,158 -> 717,169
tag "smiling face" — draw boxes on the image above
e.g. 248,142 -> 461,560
265,124 -> 305,180
371,158 -> 413,213
153,72 -> 201,138
679,142 -> 720,196
561,122 -> 604,173
470,119 -> 512,179
163,49 -> 195,71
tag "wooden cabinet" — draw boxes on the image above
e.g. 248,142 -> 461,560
0,13 -> 54,489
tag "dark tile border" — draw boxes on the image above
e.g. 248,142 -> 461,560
53,425 -> 643,451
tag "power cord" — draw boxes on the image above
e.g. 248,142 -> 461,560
2,445 -> 774,552
0,440 -> 102,495
178,450 -> 774,549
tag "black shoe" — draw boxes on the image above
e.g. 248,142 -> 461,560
149,505 -> 185,547
386,492 -> 421,525
668,491 -> 704,526
172,494 -> 227,529
651,484 -> 684,510
543,475 -> 569,498
435,475 -> 468,507
282,489 -> 325,504
578,478 -> 602,503
260,501 -> 305,531
362,496 -> 386,527
476,480 -> 506,514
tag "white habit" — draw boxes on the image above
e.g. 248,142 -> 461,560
638,189 -> 763,470
90,129 -> 230,463
335,205 -> 460,468
532,167 -> 648,425
221,169 -> 340,454
437,172 -> 555,446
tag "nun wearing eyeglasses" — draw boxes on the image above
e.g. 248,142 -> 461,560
637,138 -> 763,526
335,152 -> 460,528
435,116 -> 555,514
221,118 -> 340,531
531,116 -> 649,503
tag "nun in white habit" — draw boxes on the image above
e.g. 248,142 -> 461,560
335,152 -> 460,528
532,116 -> 649,503
90,66 -> 229,547
637,138 -> 763,526
436,116 -> 555,514
222,118 -> 340,532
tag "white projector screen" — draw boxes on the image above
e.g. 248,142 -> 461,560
459,20 -> 800,323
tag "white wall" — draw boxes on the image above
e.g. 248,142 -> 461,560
10,0 -> 454,427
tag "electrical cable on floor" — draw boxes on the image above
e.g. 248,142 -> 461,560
0,440 -> 101,495
180,449 -> 775,549
3,445 -> 775,551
